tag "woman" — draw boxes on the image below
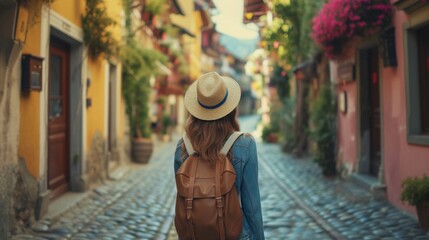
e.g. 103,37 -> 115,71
174,72 -> 265,240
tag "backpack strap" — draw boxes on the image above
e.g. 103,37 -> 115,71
220,132 -> 243,155
215,157 -> 226,240
221,131 -> 244,209
182,133 -> 195,155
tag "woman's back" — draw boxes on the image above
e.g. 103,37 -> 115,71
173,71 -> 264,239
174,134 -> 265,240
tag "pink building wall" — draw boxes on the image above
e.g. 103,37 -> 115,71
336,82 -> 358,173
335,4 -> 429,215
381,7 -> 429,214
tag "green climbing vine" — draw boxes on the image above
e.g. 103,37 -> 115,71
122,0 -> 168,139
82,0 -> 119,59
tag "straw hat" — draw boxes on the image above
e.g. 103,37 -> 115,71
184,72 -> 241,121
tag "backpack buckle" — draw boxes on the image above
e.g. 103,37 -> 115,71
186,198 -> 193,210
216,197 -> 223,208
186,199 -> 193,219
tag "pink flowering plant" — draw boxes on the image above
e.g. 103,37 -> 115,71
312,0 -> 392,59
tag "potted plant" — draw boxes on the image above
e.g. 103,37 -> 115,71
161,114 -> 172,142
401,175 -> 429,230
310,85 -> 337,177
122,40 -> 168,163
261,125 -> 278,143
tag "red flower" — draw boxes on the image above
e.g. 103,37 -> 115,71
312,0 -> 392,59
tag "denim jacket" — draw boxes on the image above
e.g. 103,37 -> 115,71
174,134 -> 265,240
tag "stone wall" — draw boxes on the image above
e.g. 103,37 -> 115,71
11,159 -> 38,235
0,37 -> 23,239
86,131 -> 108,187
0,165 -> 17,238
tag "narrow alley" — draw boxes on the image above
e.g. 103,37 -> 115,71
2,0 -> 429,239
11,116 -> 429,240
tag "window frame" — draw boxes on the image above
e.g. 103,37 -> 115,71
405,20 -> 429,146
417,26 -> 429,134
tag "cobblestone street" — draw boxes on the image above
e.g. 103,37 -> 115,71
12,116 -> 429,240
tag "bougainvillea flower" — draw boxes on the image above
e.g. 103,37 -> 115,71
311,0 -> 392,59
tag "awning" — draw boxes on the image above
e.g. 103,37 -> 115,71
171,0 -> 185,15
172,23 -> 196,38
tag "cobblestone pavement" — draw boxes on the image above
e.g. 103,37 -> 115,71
12,115 -> 429,240
12,139 -> 178,240
257,142 -> 429,240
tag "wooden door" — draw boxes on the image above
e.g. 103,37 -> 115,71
368,47 -> 381,177
48,38 -> 70,199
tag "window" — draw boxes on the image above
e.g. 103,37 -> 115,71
418,26 -> 429,134
405,22 -> 429,146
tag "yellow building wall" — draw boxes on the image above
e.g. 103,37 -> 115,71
86,58 -> 106,150
19,0 -> 85,179
19,0 -> 126,178
190,11 -> 202,80
105,0 -> 124,141
105,0 -> 124,41
19,21 -> 42,178
117,64 -> 124,139
85,0 -> 124,151
51,0 -> 84,27
171,0 -> 196,34
171,0 -> 199,81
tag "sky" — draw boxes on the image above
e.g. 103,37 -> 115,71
211,0 -> 259,40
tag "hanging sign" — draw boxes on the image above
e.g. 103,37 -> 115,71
337,61 -> 355,83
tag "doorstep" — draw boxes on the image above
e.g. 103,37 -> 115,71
335,173 -> 387,203
31,163 -> 135,233
349,173 -> 387,200
44,164 -> 132,220
44,191 -> 90,222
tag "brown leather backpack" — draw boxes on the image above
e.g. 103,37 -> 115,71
175,132 -> 243,240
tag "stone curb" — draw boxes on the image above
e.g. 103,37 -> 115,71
12,137 -> 176,240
